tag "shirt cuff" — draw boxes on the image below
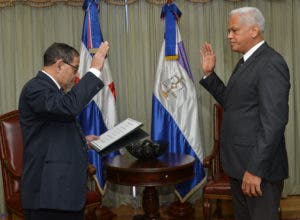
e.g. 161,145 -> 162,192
89,68 -> 103,81
203,72 -> 213,79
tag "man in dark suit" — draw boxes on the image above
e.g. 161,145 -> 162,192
200,7 -> 290,220
18,42 -> 109,220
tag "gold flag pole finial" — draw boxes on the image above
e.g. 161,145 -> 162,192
89,48 -> 98,54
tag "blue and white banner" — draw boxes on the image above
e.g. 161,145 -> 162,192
77,0 -> 118,195
151,13 -> 205,201
160,2 -> 181,60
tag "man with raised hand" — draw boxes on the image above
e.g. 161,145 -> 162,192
200,7 -> 290,220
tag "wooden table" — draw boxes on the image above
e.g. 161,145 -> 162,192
104,153 -> 195,220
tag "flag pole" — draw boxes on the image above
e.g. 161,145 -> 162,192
125,0 -> 129,33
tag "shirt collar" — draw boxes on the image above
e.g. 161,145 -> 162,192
41,70 -> 61,90
243,40 -> 265,62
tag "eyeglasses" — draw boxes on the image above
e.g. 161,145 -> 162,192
63,61 -> 79,72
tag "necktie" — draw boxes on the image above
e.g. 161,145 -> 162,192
233,58 -> 244,74
238,57 -> 244,67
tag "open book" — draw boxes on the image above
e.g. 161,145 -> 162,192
90,118 -> 149,156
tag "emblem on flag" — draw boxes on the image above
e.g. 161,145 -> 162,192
152,2 -> 206,202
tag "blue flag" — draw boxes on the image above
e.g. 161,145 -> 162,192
77,0 -> 118,195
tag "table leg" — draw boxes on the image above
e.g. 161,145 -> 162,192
168,201 -> 194,218
133,186 -> 160,220
143,186 -> 160,219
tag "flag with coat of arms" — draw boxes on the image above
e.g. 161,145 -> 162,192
151,2 -> 206,202
77,0 -> 118,195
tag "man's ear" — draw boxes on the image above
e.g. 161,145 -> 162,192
251,26 -> 260,39
56,59 -> 63,71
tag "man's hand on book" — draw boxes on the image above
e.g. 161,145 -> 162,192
85,135 -> 99,149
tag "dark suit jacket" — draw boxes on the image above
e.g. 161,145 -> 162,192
19,71 -> 104,211
200,43 -> 290,181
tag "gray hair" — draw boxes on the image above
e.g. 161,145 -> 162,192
229,7 -> 265,33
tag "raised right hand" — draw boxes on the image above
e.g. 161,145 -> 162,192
91,41 -> 110,71
200,42 -> 216,76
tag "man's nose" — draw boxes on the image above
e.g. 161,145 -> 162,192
227,31 -> 233,39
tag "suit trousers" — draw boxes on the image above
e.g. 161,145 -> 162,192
24,209 -> 83,220
230,177 -> 283,220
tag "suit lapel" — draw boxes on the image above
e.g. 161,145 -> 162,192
226,43 -> 269,94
